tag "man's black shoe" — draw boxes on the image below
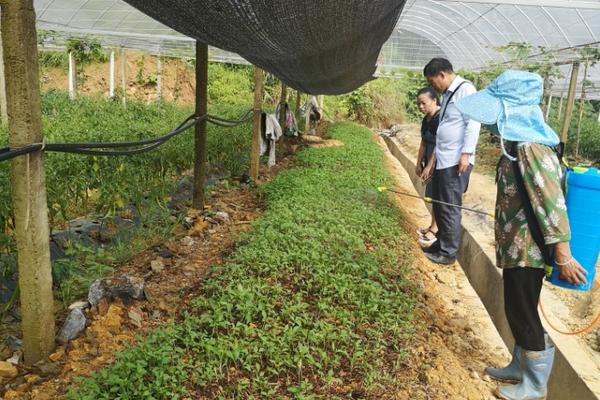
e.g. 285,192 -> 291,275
422,242 -> 441,254
424,252 -> 456,265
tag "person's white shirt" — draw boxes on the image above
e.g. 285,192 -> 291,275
435,76 -> 481,170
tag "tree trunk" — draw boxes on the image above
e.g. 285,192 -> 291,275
1,0 -> 55,365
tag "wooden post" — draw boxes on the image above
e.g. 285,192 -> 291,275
250,67 -> 264,182
120,48 -> 126,106
109,49 -> 115,98
305,95 -> 312,135
0,26 -> 8,125
295,90 -> 301,122
279,82 -> 287,129
560,62 -> 580,149
557,96 -> 564,121
156,53 -> 162,100
192,42 -> 208,210
1,0 -> 55,365
575,61 -> 589,158
545,94 -> 553,120
68,52 -> 76,100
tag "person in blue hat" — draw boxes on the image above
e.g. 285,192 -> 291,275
457,70 -> 588,400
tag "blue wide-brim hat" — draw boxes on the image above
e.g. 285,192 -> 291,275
456,70 -> 559,147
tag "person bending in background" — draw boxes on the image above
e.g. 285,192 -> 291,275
457,70 -> 587,400
415,87 -> 441,247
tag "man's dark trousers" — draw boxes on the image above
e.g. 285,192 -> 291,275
432,164 -> 473,259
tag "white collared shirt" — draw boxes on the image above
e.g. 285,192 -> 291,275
435,76 -> 481,170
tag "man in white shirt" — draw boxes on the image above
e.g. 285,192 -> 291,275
422,58 -> 481,265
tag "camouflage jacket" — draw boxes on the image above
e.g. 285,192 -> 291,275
495,142 -> 570,269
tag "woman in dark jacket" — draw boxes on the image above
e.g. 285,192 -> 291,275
415,86 -> 440,247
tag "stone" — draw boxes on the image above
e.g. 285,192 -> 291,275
0,361 -> 18,379
49,347 -> 66,362
483,374 -> 492,383
32,361 -> 62,377
4,336 -> 22,352
128,308 -> 143,328
471,370 -> 481,380
57,308 -> 87,344
68,300 -> 90,310
214,211 -> 230,224
88,279 -> 106,308
150,259 -> 165,273
181,236 -> 194,247
0,345 -> 12,360
102,274 -> 146,302
6,351 -> 21,365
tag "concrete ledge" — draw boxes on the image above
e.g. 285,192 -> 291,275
384,136 -> 600,400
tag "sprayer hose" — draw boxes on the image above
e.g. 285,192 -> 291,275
539,299 -> 600,336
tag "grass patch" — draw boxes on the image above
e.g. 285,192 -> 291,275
67,122 -> 419,399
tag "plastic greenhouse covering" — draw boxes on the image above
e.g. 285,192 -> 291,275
31,0 -> 600,97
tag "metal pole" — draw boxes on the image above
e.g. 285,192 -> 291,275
68,52 -> 76,100
250,67 -> 264,182
192,42 -> 208,210
109,49 -> 115,98
1,0 -> 55,365
560,62 -> 580,150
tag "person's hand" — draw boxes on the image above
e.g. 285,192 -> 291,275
557,257 -> 588,285
457,153 -> 470,176
422,165 -> 433,182
415,163 -> 423,178
554,241 -> 588,285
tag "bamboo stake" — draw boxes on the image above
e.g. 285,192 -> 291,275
120,48 -> 126,106
295,90 -> 301,122
557,96 -> 564,121
545,94 -> 552,120
156,52 -> 162,100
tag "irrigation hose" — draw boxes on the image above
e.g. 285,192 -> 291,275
378,185 -> 600,336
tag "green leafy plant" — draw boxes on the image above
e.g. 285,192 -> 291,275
67,122 -> 420,399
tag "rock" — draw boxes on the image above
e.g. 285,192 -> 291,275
0,361 -> 17,379
88,279 -> 106,307
4,336 -> 22,352
128,308 -> 143,328
483,374 -> 492,383
471,370 -> 481,380
6,351 -> 20,365
104,275 -> 145,302
32,360 -> 62,377
68,300 -> 90,310
150,259 -> 165,273
214,211 -> 230,224
181,236 -> 194,247
0,345 -> 12,360
56,308 -> 87,344
48,347 -> 66,362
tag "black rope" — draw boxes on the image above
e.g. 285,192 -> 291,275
0,108 -> 255,162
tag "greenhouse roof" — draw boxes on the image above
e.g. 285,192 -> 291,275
33,0 -> 600,97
